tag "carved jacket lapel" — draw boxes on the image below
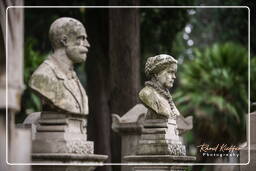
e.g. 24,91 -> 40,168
63,79 -> 82,113
44,59 -> 82,113
77,80 -> 88,114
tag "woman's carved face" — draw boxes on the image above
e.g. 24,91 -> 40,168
156,64 -> 177,89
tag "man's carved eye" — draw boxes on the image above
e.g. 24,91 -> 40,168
78,35 -> 85,40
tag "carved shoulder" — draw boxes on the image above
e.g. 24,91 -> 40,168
139,86 -> 160,112
139,86 -> 168,117
29,62 -> 64,104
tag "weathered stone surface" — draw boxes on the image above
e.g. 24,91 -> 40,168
0,2 -> 24,111
112,104 -> 147,171
130,166 -> 188,171
32,153 -> 107,163
134,54 -> 194,156
124,155 -> 196,171
137,118 -> 185,155
125,54 -> 196,169
1,3 -> 31,171
176,115 -> 193,135
32,166 -> 97,171
112,103 -> 194,169
29,17 -> 90,115
112,104 -> 146,134
140,55 -> 179,118
32,153 -> 107,171
124,155 -> 196,163
27,17 -> 107,169
240,112 -> 256,170
32,111 -> 93,155
139,86 -> 180,118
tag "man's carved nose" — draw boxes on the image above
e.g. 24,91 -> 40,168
84,40 -> 90,48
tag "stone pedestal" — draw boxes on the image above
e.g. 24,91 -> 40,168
30,111 -> 107,170
112,104 -> 195,171
124,109 -> 196,171
32,111 -> 93,154
240,112 -> 256,171
32,153 -> 107,171
136,118 -> 186,156
124,155 -> 195,171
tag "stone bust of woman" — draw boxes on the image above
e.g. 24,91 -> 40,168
139,54 -> 180,119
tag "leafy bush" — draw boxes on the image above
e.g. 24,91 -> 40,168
174,42 -> 254,145
16,37 -> 47,123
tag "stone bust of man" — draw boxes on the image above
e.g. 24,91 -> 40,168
29,17 -> 90,115
139,54 -> 180,119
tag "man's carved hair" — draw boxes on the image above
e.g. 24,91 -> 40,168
49,17 -> 84,49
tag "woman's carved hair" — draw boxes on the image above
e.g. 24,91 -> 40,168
145,54 -> 177,78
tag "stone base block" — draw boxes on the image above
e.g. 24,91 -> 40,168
32,153 -> 108,171
131,166 -> 188,171
124,154 -> 196,163
124,155 -> 196,171
32,166 -> 97,171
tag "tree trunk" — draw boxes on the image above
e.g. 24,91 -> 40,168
109,2 -> 140,170
86,3 -> 140,171
86,8 -> 112,171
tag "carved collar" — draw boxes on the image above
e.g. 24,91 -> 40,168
145,80 -> 175,112
48,55 -> 77,80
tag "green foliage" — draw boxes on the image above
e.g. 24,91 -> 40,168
24,37 -> 47,113
174,42 -> 252,145
16,37 -> 47,122
24,37 -> 46,83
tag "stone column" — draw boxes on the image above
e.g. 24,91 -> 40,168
0,1 -> 31,171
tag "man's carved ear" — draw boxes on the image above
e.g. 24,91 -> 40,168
60,35 -> 68,47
